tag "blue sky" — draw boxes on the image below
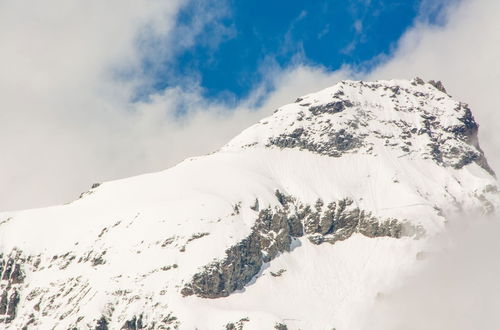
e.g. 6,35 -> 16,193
148,0 -> 426,100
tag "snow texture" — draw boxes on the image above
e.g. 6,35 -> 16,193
0,79 -> 498,329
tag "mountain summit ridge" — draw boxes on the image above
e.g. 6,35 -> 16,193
224,78 -> 493,175
0,79 -> 498,329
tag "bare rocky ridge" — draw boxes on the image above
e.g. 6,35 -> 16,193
181,192 -> 424,298
239,79 -> 495,176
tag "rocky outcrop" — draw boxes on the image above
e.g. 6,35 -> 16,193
181,192 -> 424,298
427,80 -> 447,94
309,99 -> 354,115
95,316 -> 109,330
304,198 -> 424,245
225,317 -> 249,330
121,315 -> 144,330
418,101 -> 495,176
180,207 -> 294,298
260,79 -> 495,176
0,250 -> 25,324
267,95 -> 367,159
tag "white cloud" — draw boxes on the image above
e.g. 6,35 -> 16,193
0,0 -> 186,210
362,215 -> 500,330
1,0 -> 498,211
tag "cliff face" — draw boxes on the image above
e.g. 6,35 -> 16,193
181,195 -> 425,299
0,78 -> 498,329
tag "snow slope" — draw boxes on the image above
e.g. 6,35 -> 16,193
0,78 -> 498,329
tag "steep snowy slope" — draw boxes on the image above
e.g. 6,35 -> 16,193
0,78 -> 498,329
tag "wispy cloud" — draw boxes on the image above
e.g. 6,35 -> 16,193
363,215 -> 500,329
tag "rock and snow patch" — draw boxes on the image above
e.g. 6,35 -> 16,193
0,78 -> 498,329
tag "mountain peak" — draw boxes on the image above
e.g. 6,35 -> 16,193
0,79 -> 498,329
224,78 -> 493,175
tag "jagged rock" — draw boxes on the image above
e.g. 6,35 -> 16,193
182,194 -> 424,298
0,290 -> 8,315
95,316 -> 109,330
0,291 -> 20,323
309,100 -> 353,115
186,232 -> 210,243
268,127 -> 364,158
225,318 -> 249,330
0,252 -> 24,324
121,315 -> 144,330
270,269 -> 286,277
250,198 -> 260,211
427,80 -> 447,93
413,77 -> 425,85
275,323 -> 288,330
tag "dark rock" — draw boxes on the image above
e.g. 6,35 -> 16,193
6,291 -> 20,323
427,80 -> 447,93
10,263 -> 23,284
275,323 -> 288,330
270,269 -> 286,277
268,125 -> 364,158
0,290 -> 8,315
2,257 -> 14,280
438,103 -> 495,175
0,252 -> 24,323
92,251 -> 107,266
121,315 -> 144,330
182,194 -> 423,298
186,232 -> 210,243
310,100 -> 353,115
225,318 -> 249,330
275,190 -> 287,206
250,198 -> 260,212
413,77 -> 425,85
329,129 -> 361,152
96,316 -> 109,330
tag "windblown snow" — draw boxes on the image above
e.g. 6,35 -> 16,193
0,79 -> 498,329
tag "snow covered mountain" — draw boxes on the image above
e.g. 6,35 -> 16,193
0,78 -> 498,329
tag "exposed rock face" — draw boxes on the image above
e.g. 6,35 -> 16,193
235,79 -> 495,176
303,198 -> 424,245
225,317 -> 249,330
0,245 -> 181,329
180,206 -> 293,298
121,315 -> 144,330
181,192 -> 424,298
95,316 -> 109,330
427,80 -> 447,94
420,101 -> 494,175
0,250 -> 25,324
309,99 -> 354,115
274,323 -> 288,330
